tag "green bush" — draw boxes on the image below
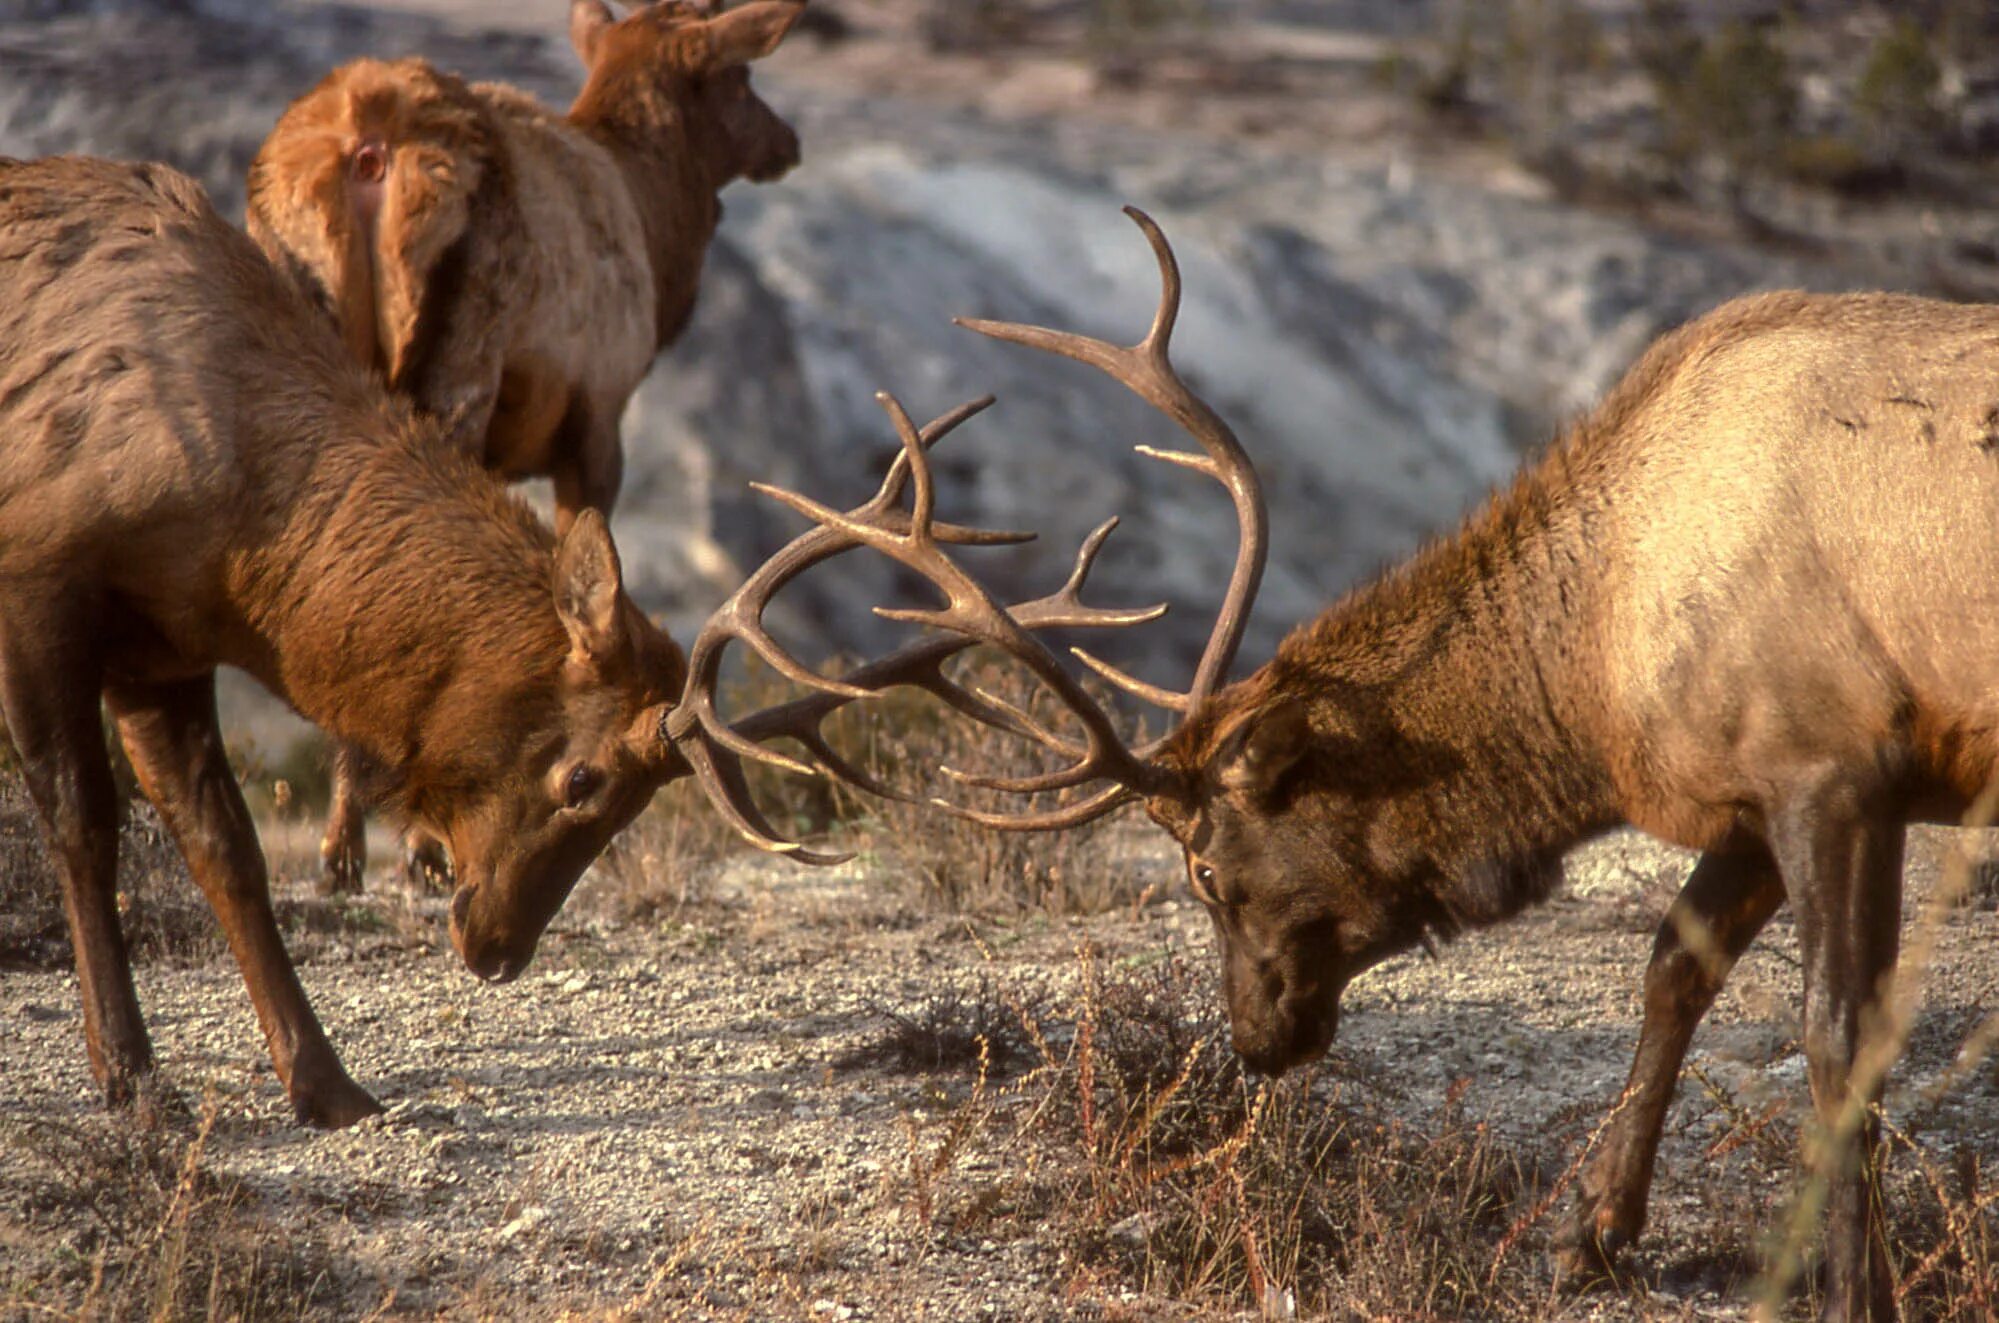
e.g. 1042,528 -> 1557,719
1856,18 -> 1944,148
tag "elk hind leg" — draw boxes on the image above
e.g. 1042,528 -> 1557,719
1767,773 -> 1900,1323
319,742 -> 368,895
0,625 -> 151,1103
111,675 -> 382,1128
548,392 -> 623,535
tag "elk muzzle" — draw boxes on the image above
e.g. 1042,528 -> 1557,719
1224,948 -> 1343,1076
449,881 -> 532,984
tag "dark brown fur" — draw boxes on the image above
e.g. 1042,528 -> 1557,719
1148,290 -> 1999,1321
0,156 -> 686,1128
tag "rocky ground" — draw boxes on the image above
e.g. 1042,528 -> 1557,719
3,796 -> 1997,1319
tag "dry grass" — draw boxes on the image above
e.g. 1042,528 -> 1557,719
850,930 -> 1999,1320
0,779 -> 221,970
0,1091 -> 348,1321
867,944 -> 1554,1317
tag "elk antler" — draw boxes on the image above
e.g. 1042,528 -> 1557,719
659,391 -> 1169,857
663,207 -> 1264,851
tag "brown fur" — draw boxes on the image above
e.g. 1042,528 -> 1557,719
1148,289 -> 1999,1321
248,1 -> 802,890
245,0 -> 805,519
0,156 -> 686,1127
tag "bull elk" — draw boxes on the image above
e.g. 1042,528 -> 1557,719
727,210 -> 1988,1322
246,0 -> 805,892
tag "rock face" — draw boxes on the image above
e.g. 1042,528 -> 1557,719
0,0 -> 1835,684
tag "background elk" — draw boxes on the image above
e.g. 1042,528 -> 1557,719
0,155 -> 691,1127
246,0 -> 804,892
746,210 -> 1989,1322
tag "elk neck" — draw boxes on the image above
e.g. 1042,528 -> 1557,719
568,75 -> 721,349
227,376 -> 568,817
1232,439 -> 1625,935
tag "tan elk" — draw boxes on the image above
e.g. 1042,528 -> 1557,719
246,0 -> 805,891
721,210 -> 1996,1323
0,155 -> 694,1127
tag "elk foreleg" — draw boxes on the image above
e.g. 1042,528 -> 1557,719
1768,774 -> 1901,1323
0,619 -> 151,1103
110,675 -> 383,1128
1557,840 -> 1785,1279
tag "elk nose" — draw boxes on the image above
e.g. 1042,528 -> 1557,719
447,884 -> 525,983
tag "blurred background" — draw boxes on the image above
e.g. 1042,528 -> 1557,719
5,0 -> 1994,741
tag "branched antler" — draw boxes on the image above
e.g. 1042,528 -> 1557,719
663,207 -> 1265,853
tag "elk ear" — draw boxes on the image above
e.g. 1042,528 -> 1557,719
1214,701 -> 1311,798
701,0 -> 806,67
570,0 -> 617,67
554,509 -> 626,665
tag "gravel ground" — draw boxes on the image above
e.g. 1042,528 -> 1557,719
3,823 -> 1994,1319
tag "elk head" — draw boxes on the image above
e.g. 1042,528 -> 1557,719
569,0 -> 805,186
435,509 -> 688,983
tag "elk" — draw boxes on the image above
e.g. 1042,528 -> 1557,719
246,0 -> 804,891
0,151 -> 1111,1133
722,210 -> 1994,1322
0,155 -> 694,1127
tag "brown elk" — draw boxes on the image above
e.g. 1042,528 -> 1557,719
0,155 -> 694,1127
730,210 -> 1991,1322
246,0 -> 805,891
0,151 -> 1081,1133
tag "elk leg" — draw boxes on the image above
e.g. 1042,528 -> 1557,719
401,830 -> 451,891
1557,840 -> 1786,1278
109,674 -> 383,1128
0,624 -> 152,1102
319,742 -> 367,895
549,396 -> 622,535
1767,776 -> 1900,1323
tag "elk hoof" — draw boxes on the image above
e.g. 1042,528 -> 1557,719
290,1073 -> 384,1129
402,836 -> 452,893
318,838 -> 366,897
1552,1203 -> 1631,1286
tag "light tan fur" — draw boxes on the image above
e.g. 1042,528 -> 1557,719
246,0 -> 805,521
1149,289 -> 1999,1322
0,156 -> 686,1127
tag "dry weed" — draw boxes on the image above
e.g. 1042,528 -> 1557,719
0,1091 -> 345,1320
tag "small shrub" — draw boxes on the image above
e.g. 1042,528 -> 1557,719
893,947 -> 1537,1316
1667,21 -> 1798,175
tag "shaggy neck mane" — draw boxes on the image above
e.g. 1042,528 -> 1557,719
568,54 -> 720,348
1179,419 -> 1642,940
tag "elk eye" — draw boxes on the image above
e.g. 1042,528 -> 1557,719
563,764 -> 599,809
1193,863 -> 1217,900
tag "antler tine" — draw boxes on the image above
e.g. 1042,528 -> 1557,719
929,782 -> 1139,832
957,206 -> 1267,718
681,734 -> 854,866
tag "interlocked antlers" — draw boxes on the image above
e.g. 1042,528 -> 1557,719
661,207 -> 1266,853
